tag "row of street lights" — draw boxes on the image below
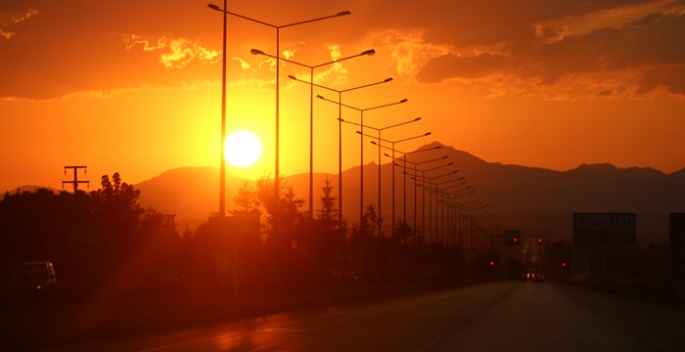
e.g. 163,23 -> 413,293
208,3 -> 499,251
290,77 -> 394,227
208,2 -> 351,220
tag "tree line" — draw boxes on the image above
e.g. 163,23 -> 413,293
0,172 -> 489,301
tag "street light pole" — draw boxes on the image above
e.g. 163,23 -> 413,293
219,0 -> 227,218
365,136 -> 435,237
305,78 -> 393,227
208,3 -> 350,225
401,159 -> 452,241
409,170 -> 459,234
419,178 -> 470,244
253,50 -> 375,219
340,117 -> 422,235
320,99 -> 408,228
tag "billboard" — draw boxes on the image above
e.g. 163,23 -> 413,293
573,213 -> 636,244
670,213 -> 685,281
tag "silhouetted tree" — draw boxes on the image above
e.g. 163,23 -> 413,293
301,179 -> 347,286
253,173 -> 307,289
89,173 -> 144,276
349,205 -> 378,281
231,180 -> 261,218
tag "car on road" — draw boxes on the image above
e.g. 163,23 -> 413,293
531,271 -> 545,283
6,261 -> 58,302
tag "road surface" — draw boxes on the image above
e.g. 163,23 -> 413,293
43,281 -> 685,351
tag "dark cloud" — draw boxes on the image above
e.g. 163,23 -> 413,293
0,0 -> 222,100
347,0 -> 656,47
1,0 -> 680,99
415,10 -> 685,96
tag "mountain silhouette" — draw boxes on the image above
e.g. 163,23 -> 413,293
7,142 -> 682,243
133,142 -> 685,242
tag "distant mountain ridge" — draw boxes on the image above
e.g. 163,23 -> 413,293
132,142 -> 685,241
5,142 -> 685,242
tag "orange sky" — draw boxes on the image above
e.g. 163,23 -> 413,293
1,0 -> 684,193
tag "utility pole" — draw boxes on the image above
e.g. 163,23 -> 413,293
166,213 -> 177,229
62,166 -> 89,192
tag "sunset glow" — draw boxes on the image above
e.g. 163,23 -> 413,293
2,4 -> 685,349
0,0 -> 683,193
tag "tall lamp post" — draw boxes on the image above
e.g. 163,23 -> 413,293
419,179 -> 469,244
339,117 -> 422,234
318,98 -> 408,226
286,78 -> 393,227
251,49 -> 376,219
360,137 -> 434,236
208,3 -> 350,221
400,159 -> 452,240
368,139 -> 442,235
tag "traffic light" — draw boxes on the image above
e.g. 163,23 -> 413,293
490,261 -> 495,266
504,230 -> 521,245
538,238 -> 543,245
561,262 -> 567,267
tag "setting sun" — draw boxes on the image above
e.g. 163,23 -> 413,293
224,131 -> 262,167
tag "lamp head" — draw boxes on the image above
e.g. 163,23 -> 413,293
207,4 -> 221,11
425,132 -> 431,136
400,98 -> 408,103
434,146 -> 442,149
414,117 -> 421,121
384,78 -> 393,82
338,118 -> 345,122
287,75 -> 297,80
361,49 -> 376,56
250,49 -> 265,55
356,131 -> 362,135
443,156 -> 449,159
316,94 -> 325,99
337,10 -> 351,16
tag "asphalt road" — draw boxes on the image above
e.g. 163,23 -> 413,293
42,281 -> 685,352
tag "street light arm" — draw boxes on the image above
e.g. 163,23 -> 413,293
208,4 -> 278,28
391,132 -> 431,145
340,78 -> 393,93
321,97 -> 362,111
452,192 -> 476,199
295,77 -> 392,95
251,49 -> 312,68
341,119 -> 380,131
403,156 -> 450,167
442,183 -> 470,192
462,199 -> 482,206
427,170 -> 459,182
364,99 -> 409,112
365,133 -> 395,144
378,117 -> 421,131
423,161 -> 453,173
370,141 -> 396,152
280,10 -> 351,29
317,94 -> 343,106
312,49 -> 376,68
